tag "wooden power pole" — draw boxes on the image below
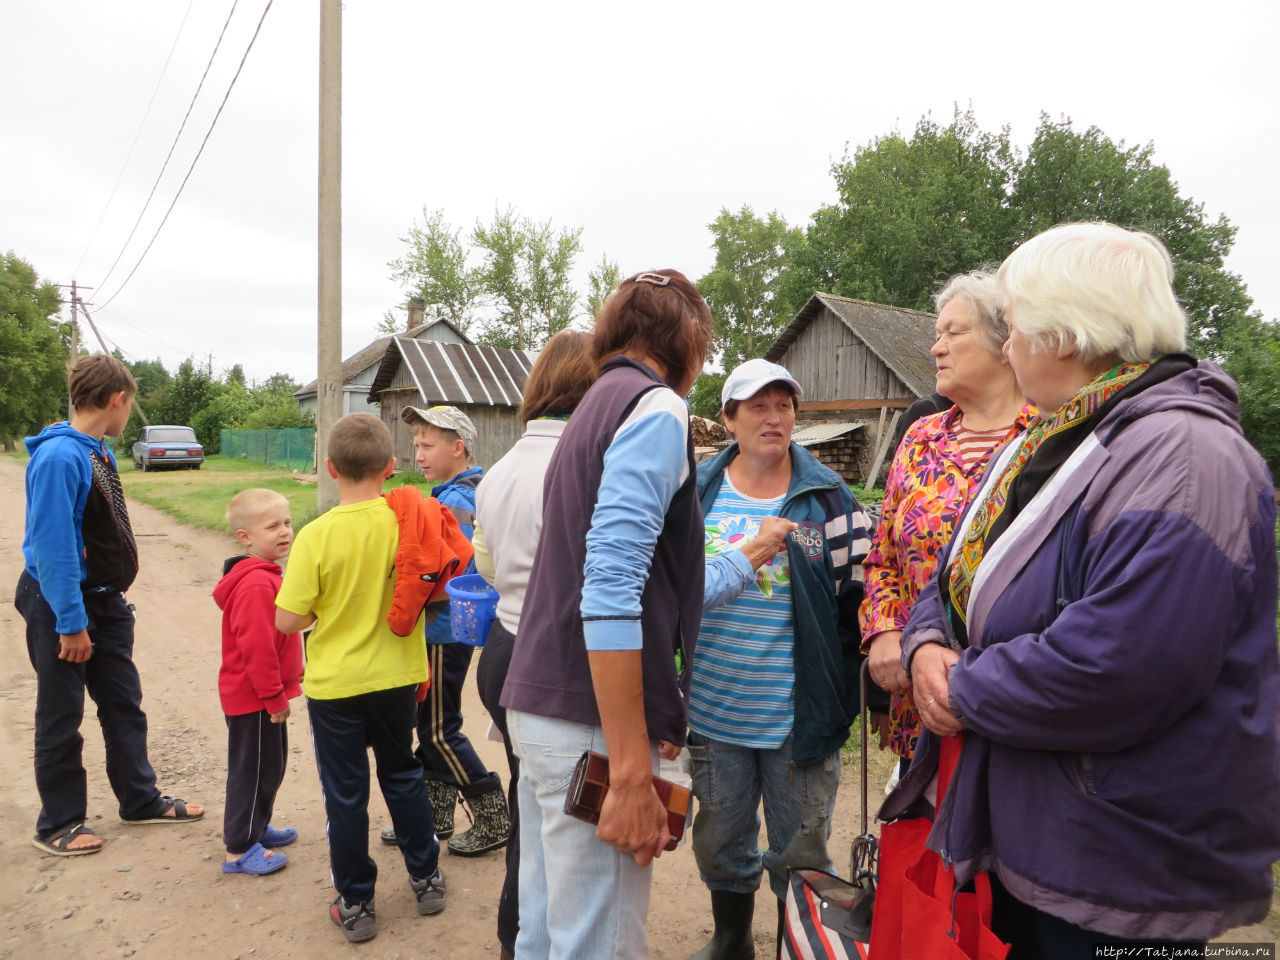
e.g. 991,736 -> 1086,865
316,0 -> 342,512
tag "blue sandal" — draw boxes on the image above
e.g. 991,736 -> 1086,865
222,842 -> 288,875
260,824 -> 298,847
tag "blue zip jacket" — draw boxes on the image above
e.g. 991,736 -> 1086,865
22,423 -> 132,634
426,466 -> 483,643
696,442 -> 874,766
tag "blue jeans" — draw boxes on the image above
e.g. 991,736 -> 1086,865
507,709 -> 658,960
686,731 -> 840,901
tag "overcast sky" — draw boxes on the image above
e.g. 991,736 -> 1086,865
4,0 -> 1277,386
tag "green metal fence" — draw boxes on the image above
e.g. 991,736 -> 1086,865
220,428 -> 316,472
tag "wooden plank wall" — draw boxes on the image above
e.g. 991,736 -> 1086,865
378,389 -> 524,473
778,306 -> 908,401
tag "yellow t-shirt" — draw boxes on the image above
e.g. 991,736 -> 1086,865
276,497 -> 427,700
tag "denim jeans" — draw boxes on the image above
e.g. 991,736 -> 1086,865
309,685 -> 440,904
686,731 -> 840,901
507,709 -> 658,960
16,571 -> 162,837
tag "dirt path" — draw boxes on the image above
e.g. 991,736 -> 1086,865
0,456 -> 894,960
0,455 -> 1273,959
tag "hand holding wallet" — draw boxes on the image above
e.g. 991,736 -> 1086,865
563,750 -> 690,852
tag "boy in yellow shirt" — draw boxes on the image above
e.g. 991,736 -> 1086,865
275,413 -> 444,943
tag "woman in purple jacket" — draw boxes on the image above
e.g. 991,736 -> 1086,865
883,222 -> 1280,957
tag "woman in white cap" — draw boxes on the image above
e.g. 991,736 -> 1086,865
685,358 -> 875,960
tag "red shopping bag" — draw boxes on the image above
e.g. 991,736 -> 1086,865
867,736 -> 1009,960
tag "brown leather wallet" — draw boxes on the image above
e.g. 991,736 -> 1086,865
563,750 -> 690,852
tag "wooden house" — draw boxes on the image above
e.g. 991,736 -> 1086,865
294,299 -> 470,417
369,337 -> 537,472
764,293 -> 937,484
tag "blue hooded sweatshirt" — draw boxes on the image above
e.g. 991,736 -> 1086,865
22,423 -> 138,634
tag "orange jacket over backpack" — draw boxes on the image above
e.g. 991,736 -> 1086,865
382,486 -> 475,637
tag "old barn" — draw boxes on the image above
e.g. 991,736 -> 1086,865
369,337 -> 536,471
764,293 -> 937,483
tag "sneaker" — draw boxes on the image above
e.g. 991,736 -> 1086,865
380,825 -> 397,845
330,895 -> 376,943
410,867 -> 446,916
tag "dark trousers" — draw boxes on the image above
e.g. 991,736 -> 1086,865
989,873 -> 1206,959
417,642 -> 498,797
309,685 -> 439,904
476,620 -> 520,952
16,571 -> 162,838
223,710 -> 287,854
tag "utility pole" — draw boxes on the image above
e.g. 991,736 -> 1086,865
77,298 -> 149,427
54,281 -> 91,416
316,0 -> 342,512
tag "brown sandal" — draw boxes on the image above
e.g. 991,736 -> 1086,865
32,822 -> 103,857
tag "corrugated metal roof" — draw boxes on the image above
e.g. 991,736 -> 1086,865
766,293 -> 936,399
371,338 -> 537,407
791,421 -> 864,447
294,318 -> 471,397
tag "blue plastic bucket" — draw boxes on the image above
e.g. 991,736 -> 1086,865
446,574 -> 499,647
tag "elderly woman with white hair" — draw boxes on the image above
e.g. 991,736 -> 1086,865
880,222 -> 1280,956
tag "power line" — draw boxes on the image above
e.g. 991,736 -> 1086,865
95,304 -> 199,359
94,0 -> 249,301
72,0 -> 197,279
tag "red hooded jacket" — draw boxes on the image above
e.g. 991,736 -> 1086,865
213,555 -> 304,716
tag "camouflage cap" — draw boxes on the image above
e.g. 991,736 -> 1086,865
402,404 -> 477,454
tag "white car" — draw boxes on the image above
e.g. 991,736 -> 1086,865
132,425 -> 205,471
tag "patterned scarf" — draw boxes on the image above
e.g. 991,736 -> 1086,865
946,359 -> 1153,626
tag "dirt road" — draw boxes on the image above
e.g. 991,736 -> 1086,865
1,455 -> 1272,959
0,456 -> 891,960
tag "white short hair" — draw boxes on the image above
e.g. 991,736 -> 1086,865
934,271 -> 1008,357
997,222 -> 1187,363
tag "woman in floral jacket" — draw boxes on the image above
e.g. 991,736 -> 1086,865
860,271 -> 1031,764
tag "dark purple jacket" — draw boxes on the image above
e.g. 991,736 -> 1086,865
882,361 -> 1280,941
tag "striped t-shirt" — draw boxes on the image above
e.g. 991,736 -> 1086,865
688,474 -> 794,748
953,421 -> 1016,471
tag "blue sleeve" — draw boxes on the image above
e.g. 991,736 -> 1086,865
427,480 -> 478,643
703,550 -> 754,612
25,444 -> 90,634
581,408 -> 687,651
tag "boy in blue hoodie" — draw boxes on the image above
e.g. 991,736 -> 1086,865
15,354 -> 204,857
378,404 -> 508,857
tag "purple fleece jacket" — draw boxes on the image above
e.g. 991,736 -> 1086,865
882,360 -> 1280,941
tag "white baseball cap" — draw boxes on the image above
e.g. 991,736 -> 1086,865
720,359 -> 803,409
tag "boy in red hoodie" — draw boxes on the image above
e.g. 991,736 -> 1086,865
213,488 -> 304,875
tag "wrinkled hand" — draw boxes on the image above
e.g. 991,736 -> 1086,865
595,777 -> 669,868
741,516 -> 799,571
657,740 -> 681,761
867,711 -> 892,751
58,630 -> 93,663
270,704 -> 291,724
910,643 -> 965,737
867,630 -> 908,694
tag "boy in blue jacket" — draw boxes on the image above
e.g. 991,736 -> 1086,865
379,404 -> 508,857
16,354 -> 203,857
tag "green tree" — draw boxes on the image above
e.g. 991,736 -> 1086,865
157,358 -> 215,433
781,109 -> 1019,315
388,206 -> 594,350
0,253 -> 66,449
127,357 -> 170,400
388,208 -> 479,335
473,206 -> 582,350
700,206 -> 802,370
1011,116 -> 1251,354
584,255 -> 622,319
